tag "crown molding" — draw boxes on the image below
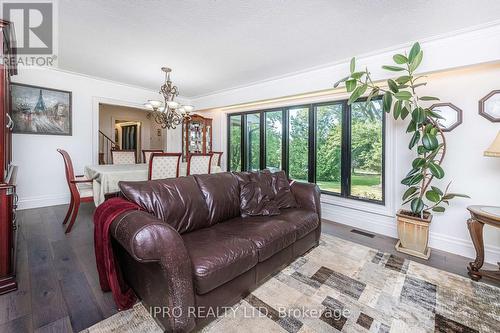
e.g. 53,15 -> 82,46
15,65 -> 192,102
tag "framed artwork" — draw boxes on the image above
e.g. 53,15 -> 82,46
10,83 -> 72,135
429,103 -> 463,132
479,90 -> 500,122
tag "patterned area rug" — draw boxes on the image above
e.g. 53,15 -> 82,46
82,234 -> 500,332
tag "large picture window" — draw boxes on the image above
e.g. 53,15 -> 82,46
265,110 -> 283,171
228,115 -> 242,171
227,97 -> 385,203
245,113 -> 261,171
350,100 -> 384,201
288,107 -> 309,182
315,103 -> 342,194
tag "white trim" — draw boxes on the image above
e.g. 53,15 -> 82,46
18,194 -> 69,210
322,201 -> 397,237
321,195 -> 391,218
429,231 -> 500,265
41,66 -> 198,99
322,202 -> 500,265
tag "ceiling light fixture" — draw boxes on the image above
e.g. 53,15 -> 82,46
144,67 -> 193,129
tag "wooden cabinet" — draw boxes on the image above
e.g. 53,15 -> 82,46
182,114 -> 212,161
0,20 -> 18,295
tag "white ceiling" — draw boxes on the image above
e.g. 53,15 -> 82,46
58,0 -> 500,98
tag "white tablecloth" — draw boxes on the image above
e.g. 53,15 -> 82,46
84,163 -> 222,206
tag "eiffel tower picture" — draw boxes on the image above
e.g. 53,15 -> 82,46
33,89 -> 47,113
11,83 -> 72,135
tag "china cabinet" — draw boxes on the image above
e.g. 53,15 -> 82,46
0,19 -> 18,294
182,114 -> 212,161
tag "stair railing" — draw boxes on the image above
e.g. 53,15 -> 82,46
98,130 -> 120,164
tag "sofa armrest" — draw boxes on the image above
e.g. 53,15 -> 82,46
290,181 -> 321,220
111,210 -> 196,332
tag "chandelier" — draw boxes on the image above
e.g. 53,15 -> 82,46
144,67 -> 193,129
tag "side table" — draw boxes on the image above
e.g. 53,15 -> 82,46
467,205 -> 500,282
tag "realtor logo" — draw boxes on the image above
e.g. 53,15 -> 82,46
1,0 -> 57,67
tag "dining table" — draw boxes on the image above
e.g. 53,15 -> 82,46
84,163 -> 222,206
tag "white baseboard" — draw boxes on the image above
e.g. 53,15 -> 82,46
322,201 -> 500,265
17,194 -> 69,210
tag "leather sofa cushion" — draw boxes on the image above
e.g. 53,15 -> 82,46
119,177 -> 210,234
233,170 -> 274,194
237,174 -> 280,217
215,216 -> 297,262
271,171 -> 298,209
182,228 -> 258,295
278,208 -> 319,239
194,173 -> 241,225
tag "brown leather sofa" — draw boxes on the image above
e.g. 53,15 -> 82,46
110,172 -> 321,332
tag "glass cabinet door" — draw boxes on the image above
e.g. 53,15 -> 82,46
205,124 -> 211,152
189,120 -> 204,154
182,115 -> 213,161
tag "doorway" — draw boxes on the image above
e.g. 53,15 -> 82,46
115,121 -> 140,150
98,103 -> 166,164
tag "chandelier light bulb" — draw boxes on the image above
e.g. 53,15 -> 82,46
167,101 -> 180,109
183,105 -> 194,113
148,100 -> 163,108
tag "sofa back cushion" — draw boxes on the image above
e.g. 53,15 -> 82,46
119,176 -> 210,234
271,171 -> 298,209
193,172 -> 241,225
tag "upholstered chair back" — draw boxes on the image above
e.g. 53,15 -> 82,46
211,152 -> 223,167
149,153 -> 182,180
111,150 -> 136,165
143,149 -> 163,164
187,154 -> 213,175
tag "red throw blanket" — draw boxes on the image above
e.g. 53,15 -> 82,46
94,197 -> 141,310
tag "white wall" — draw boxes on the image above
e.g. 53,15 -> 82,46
192,24 -> 500,264
193,22 -> 500,110
12,67 -> 189,209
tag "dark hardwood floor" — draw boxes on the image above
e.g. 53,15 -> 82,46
0,203 -> 495,332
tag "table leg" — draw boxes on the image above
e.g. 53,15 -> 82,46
467,218 -> 484,281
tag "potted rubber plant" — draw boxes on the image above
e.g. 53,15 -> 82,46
335,42 -> 469,259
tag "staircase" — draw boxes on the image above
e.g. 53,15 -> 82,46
99,130 -> 120,164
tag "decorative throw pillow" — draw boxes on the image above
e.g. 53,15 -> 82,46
234,170 -> 280,217
239,180 -> 280,217
271,170 -> 298,209
234,170 -> 274,197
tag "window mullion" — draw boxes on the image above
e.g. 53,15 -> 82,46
308,105 -> 315,183
260,111 -> 265,170
241,114 -> 247,171
341,101 -> 351,197
283,108 -> 289,176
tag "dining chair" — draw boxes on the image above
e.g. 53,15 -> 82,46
148,153 -> 182,180
142,149 -> 163,164
111,149 -> 136,164
187,153 -> 213,175
211,151 -> 223,167
57,149 -> 94,233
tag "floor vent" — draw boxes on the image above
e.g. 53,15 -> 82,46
350,229 -> 375,238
